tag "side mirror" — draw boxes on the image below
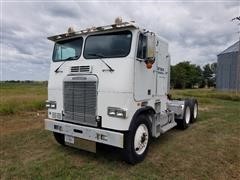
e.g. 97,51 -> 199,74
145,33 -> 156,69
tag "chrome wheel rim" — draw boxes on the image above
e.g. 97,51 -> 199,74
193,103 -> 198,119
185,106 -> 191,124
134,124 -> 149,155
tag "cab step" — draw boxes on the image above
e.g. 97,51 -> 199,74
160,122 -> 177,134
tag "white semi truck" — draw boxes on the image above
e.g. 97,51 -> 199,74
45,19 -> 198,164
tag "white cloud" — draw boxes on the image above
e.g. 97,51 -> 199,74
1,1 -> 240,80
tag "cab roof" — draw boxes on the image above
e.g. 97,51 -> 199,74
47,21 -> 138,42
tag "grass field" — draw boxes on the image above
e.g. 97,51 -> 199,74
0,83 -> 240,179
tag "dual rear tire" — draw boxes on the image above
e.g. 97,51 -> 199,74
176,98 -> 198,129
190,99 -> 198,123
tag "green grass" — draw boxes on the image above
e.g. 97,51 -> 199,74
0,83 -> 47,115
171,88 -> 240,101
0,83 -> 240,179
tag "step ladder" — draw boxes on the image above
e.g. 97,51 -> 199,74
160,121 -> 177,134
152,111 -> 177,138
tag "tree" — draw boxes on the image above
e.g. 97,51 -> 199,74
202,63 -> 217,88
171,62 -> 188,89
170,61 -> 217,89
171,61 -> 203,89
196,65 -> 205,88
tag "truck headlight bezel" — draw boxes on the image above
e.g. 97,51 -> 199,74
107,107 -> 126,118
46,101 -> 57,109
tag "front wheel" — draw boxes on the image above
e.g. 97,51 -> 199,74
123,114 -> 151,164
53,132 -> 65,146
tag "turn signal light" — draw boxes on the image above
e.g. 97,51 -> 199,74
146,62 -> 153,69
145,58 -> 155,69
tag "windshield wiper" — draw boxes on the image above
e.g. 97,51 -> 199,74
88,53 -> 115,72
54,56 -> 79,73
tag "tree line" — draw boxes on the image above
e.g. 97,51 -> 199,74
170,61 -> 217,89
1,80 -> 48,84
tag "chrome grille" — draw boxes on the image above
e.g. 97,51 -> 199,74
71,66 -> 79,72
71,66 -> 91,73
63,81 -> 97,126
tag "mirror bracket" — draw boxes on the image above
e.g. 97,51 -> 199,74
136,58 -> 145,62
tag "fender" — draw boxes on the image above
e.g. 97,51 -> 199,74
128,106 -> 156,131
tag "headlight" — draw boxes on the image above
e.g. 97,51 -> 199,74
107,107 -> 126,118
46,101 -> 57,109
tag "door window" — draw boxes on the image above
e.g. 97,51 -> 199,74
137,33 -> 147,59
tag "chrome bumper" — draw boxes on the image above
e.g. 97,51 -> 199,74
45,119 -> 124,148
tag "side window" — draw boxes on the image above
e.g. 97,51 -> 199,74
137,33 -> 147,59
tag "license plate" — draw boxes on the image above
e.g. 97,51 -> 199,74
65,135 -> 74,144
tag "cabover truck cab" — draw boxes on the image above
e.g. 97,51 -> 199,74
45,19 -> 198,164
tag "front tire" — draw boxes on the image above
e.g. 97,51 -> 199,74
53,132 -> 65,146
123,114 -> 151,164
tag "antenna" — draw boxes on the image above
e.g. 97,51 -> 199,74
231,16 -> 240,39
231,16 -> 240,21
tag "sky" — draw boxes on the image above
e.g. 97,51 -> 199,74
1,0 -> 240,80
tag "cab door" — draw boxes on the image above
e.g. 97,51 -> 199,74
134,33 -> 154,101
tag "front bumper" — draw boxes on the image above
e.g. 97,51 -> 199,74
45,119 -> 124,148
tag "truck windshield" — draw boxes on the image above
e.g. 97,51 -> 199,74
53,37 -> 83,61
84,30 -> 132,59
